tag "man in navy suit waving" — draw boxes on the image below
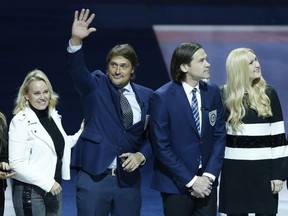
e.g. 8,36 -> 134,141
66,9 -> 153,216
149,42 -> 226,216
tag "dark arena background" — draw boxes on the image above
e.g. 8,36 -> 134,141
1,1 -> 288,215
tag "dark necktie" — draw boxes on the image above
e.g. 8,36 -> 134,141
119,89 -> 133,128
192,88 -> 200,134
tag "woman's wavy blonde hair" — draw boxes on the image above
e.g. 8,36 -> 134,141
223,48 -> 272,131
13,69 -> 59,117
0,112 -> 7,151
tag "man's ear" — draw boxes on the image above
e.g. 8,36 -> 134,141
180,64 -> 188,72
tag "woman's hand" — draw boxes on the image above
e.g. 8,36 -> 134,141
0,162 -> 16,179
50,181 -> 62,196
271,180 -> 283,194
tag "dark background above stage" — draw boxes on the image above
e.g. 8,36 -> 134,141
1,1 -> 287,133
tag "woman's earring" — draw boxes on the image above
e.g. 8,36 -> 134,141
25,99 -> 29,106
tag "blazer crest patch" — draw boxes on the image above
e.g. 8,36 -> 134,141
209,110 -> 217,126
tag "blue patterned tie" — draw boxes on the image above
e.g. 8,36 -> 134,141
119,89 -> 133,128
192,88 -> 200,134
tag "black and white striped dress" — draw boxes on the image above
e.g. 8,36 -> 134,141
219,85 -> 288,214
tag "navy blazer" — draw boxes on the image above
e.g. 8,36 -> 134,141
149,80 -> 226,194
67,49 -> 153,188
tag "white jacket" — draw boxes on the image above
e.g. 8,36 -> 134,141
9,107 -> 82,192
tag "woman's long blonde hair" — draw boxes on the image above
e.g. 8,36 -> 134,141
223,48 -> 272,131
13,69 -> 59,117
0,112 -> 7,151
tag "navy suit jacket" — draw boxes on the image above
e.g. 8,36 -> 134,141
149,80 -> 226,194
67,49 -> 153,188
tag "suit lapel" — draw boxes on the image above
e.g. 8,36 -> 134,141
109,82 -> 123,122
171,82 -> 199,135
131,83 -> 146,121
28,109 -> 56,152
199,81 -> 209,136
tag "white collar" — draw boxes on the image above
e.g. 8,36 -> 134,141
182,81 -> 199,95
121,82 -> 133,93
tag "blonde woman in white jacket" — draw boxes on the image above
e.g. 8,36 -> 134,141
9,69 -> 82,216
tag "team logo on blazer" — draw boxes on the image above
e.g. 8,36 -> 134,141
209,110 -> 217,126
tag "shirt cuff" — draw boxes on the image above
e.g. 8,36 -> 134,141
203,172 -> 215,182
67,39 -> 82,53
186,175 -> 197,188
